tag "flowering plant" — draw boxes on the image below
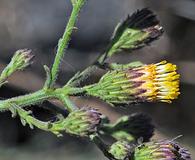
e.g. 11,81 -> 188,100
0,0 -> 191,159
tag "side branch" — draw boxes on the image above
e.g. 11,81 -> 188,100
50,0 -> 86,87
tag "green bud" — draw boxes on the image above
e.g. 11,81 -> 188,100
52,108 -> 102,137
106,8 -> 163,57
0,49 -> 34,86
10,49 -> 34,71
109,141 -> 133,160
134,140 -> 191,160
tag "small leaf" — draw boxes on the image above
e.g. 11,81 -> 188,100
43,65 -> 52,89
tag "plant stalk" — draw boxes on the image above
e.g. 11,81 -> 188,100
0,87 -> 84,112
50,0 -> 86,87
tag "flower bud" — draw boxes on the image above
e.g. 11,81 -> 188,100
134,140 -> 191,160
62,108 -> 101,137
11,49 -> 34,71
109,141 -> 133,160
85,61 -> 180,105
106,8 -> 163,57
0,49 -> 34,86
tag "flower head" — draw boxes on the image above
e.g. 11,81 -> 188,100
62,108 -> 102,137
106,8 -> 163,57
85,61 -> 180,105
134,140 -> 191,160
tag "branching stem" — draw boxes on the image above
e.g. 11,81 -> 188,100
0,87 -> 84,112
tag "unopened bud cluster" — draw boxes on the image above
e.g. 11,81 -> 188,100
0,49 -> 33,86
61,108 -> 101,137
11,49 -> 34,70
106,8 -> 163,57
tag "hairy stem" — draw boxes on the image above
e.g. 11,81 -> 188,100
0,90 -> 55,111
90,134 -> 114,160
70,65 -> 97,86
13,104 -> 64,137
58,96 -> 78,111
69,39 -> 112,87
69,52 -> 108,87
50,0 -> 86,87
0,87 -> 84,112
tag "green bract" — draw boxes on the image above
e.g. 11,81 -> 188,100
109,141 -> 132,160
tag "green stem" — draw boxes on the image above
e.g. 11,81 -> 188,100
58,96 -> 78,112
0,90 -> 54,111
0,64 -> 13,87
15,104 -> 51,129
12,104 -> 63,137
0,87 -> 84,112
90,134 -> 114,160
68,47 -> 109,87
50,0 -> 86,87
97,52 -> 108,65
70,65 -> 97,86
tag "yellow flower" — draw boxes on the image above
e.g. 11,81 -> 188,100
84,61 -> 180,105
132,61 -> 180,103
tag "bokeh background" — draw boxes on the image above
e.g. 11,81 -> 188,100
0,0 -> 195,159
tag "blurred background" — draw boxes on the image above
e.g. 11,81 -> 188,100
0,0 -> 195,159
